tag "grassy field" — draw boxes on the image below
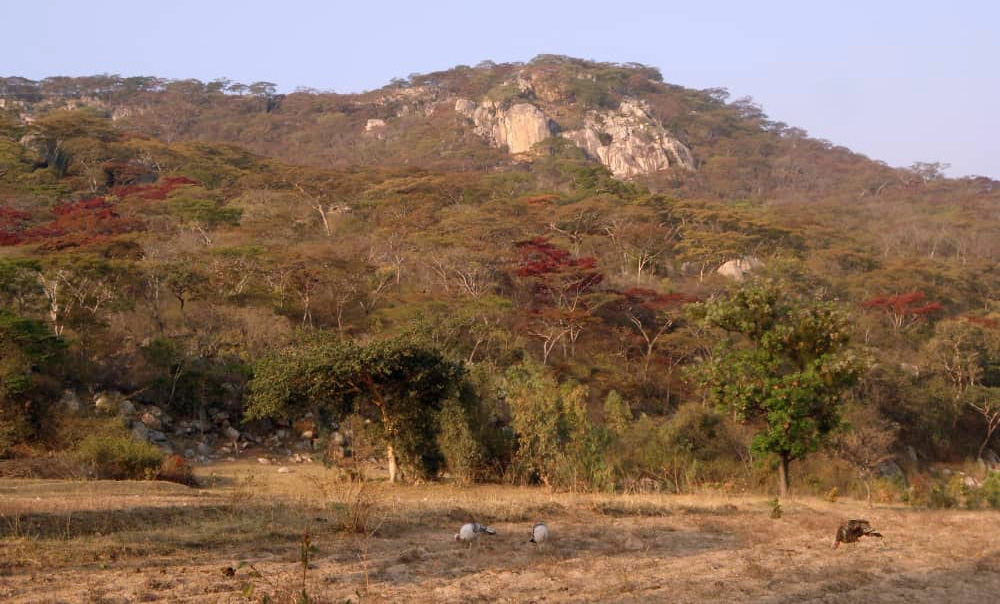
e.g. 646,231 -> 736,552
2,460 -> 1000,603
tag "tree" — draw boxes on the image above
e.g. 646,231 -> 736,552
861,291 -> 943,334
832,403 -> 898,506
0,309 -> 66,454
689,280 -> 865,496
925,319 -> 1000,459
515,237 -> 606,362
245,335 -> 464,482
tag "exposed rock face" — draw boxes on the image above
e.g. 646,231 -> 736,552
456,99 -> 554,154
457,94 -> 692,177
561,99 -> 695,178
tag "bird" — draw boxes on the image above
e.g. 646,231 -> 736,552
833,519 -> 883,549
455,522 -> 497,549
529,522 -> 549,546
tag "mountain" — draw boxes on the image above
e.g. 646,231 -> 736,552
1,57 -> 997,493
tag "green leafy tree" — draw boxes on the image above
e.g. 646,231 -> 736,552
245,334 -> 464,481
0,309 -> 66,455
688,280 -> 865,496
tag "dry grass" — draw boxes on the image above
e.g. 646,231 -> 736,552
2,461 -> 1000,603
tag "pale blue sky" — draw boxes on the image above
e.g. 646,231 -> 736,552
4,0 -> 997,178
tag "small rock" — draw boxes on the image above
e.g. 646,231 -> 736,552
224,426 -> 240,441
131,424 -> 150,442
94,392 -> 120,413
119,399 -> 136,416
257,457 -> 271,465
140,412 -> 162,431
277,466 -> 292,474
196,442 -> 213,456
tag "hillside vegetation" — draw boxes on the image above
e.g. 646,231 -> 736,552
0,56 -> 998,502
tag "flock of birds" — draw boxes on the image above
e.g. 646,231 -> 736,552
453,518 -> 880,551
453,521 -> 549,550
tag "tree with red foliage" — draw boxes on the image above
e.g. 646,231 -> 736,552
515,237 -> 606,363
861,291 -> 943,333
25,197 -> 145,250
0,206 -> 31,246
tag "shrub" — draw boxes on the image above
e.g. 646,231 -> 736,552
437,397 -> 484,484
76,434 -> 164,480
981,471 -> 1000,509
504,361 -> 612,490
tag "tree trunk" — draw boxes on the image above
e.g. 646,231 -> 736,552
777,452 -> 790,497
387,443 -> 400,483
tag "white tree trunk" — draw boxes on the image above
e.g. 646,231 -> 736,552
387,443 -> 400,483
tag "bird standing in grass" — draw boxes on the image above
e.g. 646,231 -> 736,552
455,522 -> 496,550
529,522 -> 549,547
833,519 -> 882,549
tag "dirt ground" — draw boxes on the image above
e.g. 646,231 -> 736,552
2,461 -> 999,603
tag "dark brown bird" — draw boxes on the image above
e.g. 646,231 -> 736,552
833,519 -> 882,549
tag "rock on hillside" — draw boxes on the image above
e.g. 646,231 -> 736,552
562,99 -> 695,178
455,95 -> 693,177
455,99 -> 554,154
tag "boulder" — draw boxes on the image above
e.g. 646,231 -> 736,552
716,257 -> 763,281
875,459 -> 904,481
94,391 -> 122,413
118,399 -> 136,416
140,412 -> 163,431
131,424 -> 149,442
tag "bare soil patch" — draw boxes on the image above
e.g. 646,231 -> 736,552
2,461 -> 999,603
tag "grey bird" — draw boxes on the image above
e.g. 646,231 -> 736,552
529,522 -> 549,546
455,522 -> 496,549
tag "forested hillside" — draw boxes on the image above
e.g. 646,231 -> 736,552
1,56 -> 997,501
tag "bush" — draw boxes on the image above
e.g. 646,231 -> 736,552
437,398 -> 484,484
159,453 -> 197,486
76,434 -> 164,480
504,361 -> 612,490
977,471 -> 1000,509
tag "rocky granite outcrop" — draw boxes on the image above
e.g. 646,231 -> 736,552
561,99 -> 695,178
455,99 -> 554,154
456,94 -> 693,177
